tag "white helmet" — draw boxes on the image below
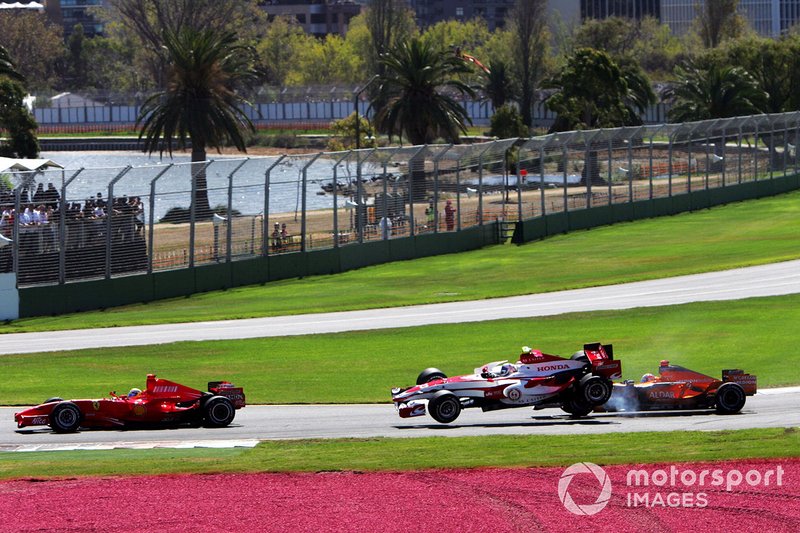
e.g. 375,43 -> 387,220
128,388 -> 142,398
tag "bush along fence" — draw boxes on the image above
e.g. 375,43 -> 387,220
1,111 -> 799,318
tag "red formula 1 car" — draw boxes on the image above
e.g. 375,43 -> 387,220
14,374 -> 246,432
602,360 -> 757,414
391,343 -> 622,424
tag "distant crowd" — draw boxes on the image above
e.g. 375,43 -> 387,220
0,183 -> 145,250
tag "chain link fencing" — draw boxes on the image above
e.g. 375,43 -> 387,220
1,112 -> 798,287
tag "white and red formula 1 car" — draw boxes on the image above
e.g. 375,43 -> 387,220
391,342 -> 622,424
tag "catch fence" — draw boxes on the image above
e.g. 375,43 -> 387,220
1,112 -> 798,288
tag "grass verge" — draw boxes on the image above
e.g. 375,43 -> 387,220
2,294 -> 799,405
1,428 -> 796,480
4,190 -> 800,333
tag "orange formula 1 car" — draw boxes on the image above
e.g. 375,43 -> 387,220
602,360 -> 756,414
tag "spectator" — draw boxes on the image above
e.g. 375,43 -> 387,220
271,222 -> 281,250
444,199 -> 456,231
33,183 -> 45,205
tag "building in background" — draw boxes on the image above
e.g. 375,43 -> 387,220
580,0 -> 661,20
260,0 -> 362,37
661,0 -> 800,37
406,0 -> 515,30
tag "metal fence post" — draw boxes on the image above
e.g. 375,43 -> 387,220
331,151 -> 349,248
12,188 -> 19,280
263,155 -> 286,256
301,153 -> 323,252
59,168 -> 85,284
105,166 -> 132,279
226,159 -> 248,262
147,164 -> 172,274
432,145 -> 452,232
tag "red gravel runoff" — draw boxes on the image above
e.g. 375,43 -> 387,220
0,459 -> 797,532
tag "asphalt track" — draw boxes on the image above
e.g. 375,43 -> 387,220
2,260 -> 800,450
2,388 -> 799,451
2,259 -> 800,355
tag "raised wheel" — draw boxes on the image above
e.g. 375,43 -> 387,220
428,390 -> 461,424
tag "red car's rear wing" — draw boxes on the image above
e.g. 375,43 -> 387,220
722,369 -> 757,395
209,381 -> 246,409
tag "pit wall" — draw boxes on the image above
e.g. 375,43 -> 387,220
17,224 -> 498,317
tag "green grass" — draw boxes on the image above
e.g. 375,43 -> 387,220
5,189 -> 800,333
3,293 -> 798,405
1,428 -> 796,480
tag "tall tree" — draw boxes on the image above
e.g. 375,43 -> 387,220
362,0 -> 416,82
695,0 -> 747,49
508,0 -> 548,129
0,11 -> 63,91
136,29 -> 258,218
0,46 -> 38,158
374,37 -> 475,146
106,0 -> 265,88
256,16 -> 311,86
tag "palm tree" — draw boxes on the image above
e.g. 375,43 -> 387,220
374,37 -> 475,146
666,61 -> 767,122
136,28 -> 257,218
484,60 -> 516,110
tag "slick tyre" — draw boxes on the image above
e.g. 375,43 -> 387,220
49,402 -> 82,433
578,375 -> 613,406
44,397 -> 64,404
715,382 -> 746,414
416,368 -> 447,385
203,396 -> 236,427
428,391 -> 461,424
562,398 -> 593,417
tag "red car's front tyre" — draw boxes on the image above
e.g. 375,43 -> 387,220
50,402 -> 82,433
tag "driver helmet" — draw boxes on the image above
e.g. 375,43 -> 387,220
128,388 -> 142,398
499,363 -> 516,376
641,373 -> 656,383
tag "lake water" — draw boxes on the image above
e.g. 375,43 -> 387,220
30,151 -> 369,220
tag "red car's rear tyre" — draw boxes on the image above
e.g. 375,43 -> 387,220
203,396 -> 236,427
50,402 -> 82,433
428,390 -> 461,424
715,382 -> 746,414
416,368 -> 447,385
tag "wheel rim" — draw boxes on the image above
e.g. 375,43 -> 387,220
720,388 -> 743,408
210,402 -> 233,423
586,382 -> 608,403
439,399 -> 457,419
57,408 -> 77,427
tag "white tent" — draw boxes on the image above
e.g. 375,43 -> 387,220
0,157 -> 63,173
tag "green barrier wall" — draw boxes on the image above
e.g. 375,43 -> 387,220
512,173 -> 800,245
19,224 -> 498,317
